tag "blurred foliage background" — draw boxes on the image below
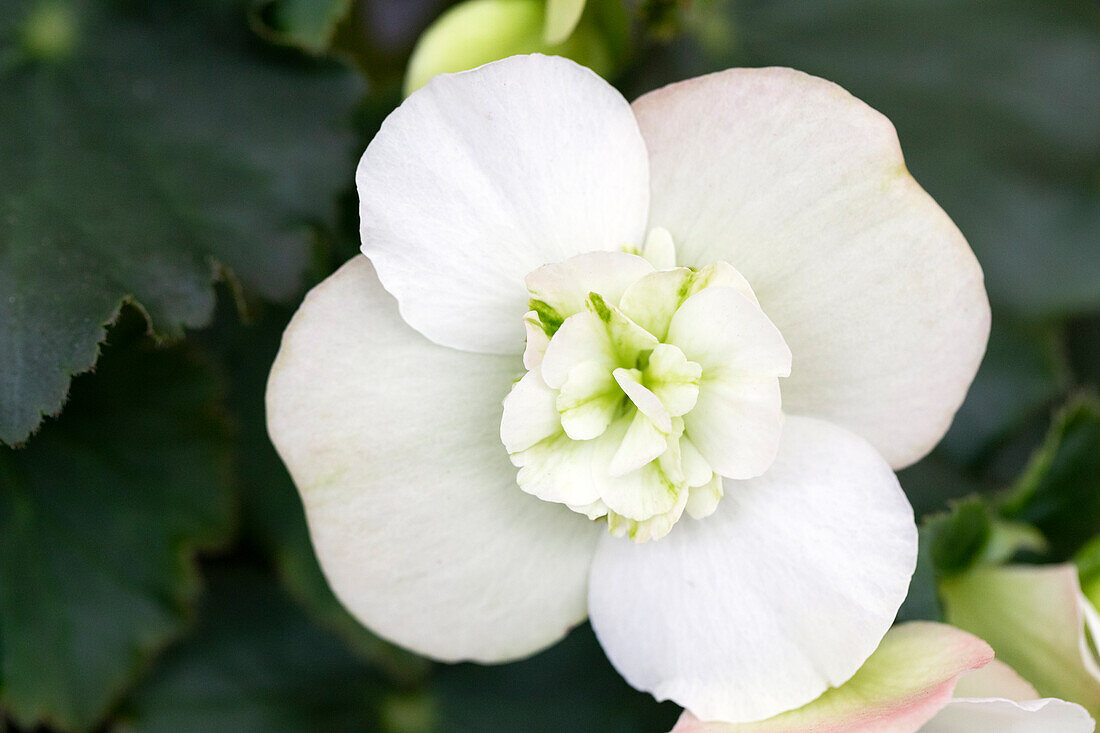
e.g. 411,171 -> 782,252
1,0 -> 1098,730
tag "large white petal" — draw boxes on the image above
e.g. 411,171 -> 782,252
359,54 -> 649,355
634,67 -> 990,468
267,255 -> 600,663
589,415 -> 917,722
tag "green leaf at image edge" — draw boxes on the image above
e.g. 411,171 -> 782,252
926,498 -> 993,578
1074,535 -> 1100,611
999,395 -> 1100,561
941,564 -> 1100,719
0,315 -> 234,731
0,0 -> 363,445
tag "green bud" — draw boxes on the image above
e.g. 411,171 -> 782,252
22,2 -> 78,62
404,0 -> 615,97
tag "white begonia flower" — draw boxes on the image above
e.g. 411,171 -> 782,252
266,55 -> 990,722
672,622 -> 1095,732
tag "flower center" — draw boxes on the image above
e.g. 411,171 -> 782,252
500,228 -> 791,542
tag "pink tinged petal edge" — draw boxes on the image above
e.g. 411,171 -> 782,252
927,660 -> 1094,732
670,622 -> 993,733
633,66 -> 990,470
953,659 -> 1039,701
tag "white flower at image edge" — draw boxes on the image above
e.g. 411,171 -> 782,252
266,55 -> 991,723
672,622 -> 1095,732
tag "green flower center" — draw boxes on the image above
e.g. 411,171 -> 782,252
499,228 -> 789,542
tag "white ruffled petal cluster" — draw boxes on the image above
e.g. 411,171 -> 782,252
501,246 -> 790,542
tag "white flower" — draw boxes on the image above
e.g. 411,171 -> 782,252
672,622 -> 1095,732
266,55 -> 990,722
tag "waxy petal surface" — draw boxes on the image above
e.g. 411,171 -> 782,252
359,54 -> 649,355
267,256 -> 600,663
634,67 -> 990,469
672,626 -> 1094,733
526,251 -> 654,322
589,416 -> 917,723
500,370 -> 561,452
666,286 -> 791,479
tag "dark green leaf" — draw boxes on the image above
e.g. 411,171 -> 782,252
897,452 -> 989,520
936,320 -> 1066,468
899,493 -> 1047,622
430,624 -> 679,733
1000,396 -> 1100,561
0,317 -> 234,731
927,497 -> 993,577
251,0 -> 353,53
118,567 -> 385,733
0,0 -> 363,444
981,410 -> 1057,489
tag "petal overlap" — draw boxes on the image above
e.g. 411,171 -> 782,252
267,256 -> 601,662
671,622 -> 992,733
588,415 -> 917,722
634,67 -> 990,468
358,54 -> 650,355
671,625 -> 1095,733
